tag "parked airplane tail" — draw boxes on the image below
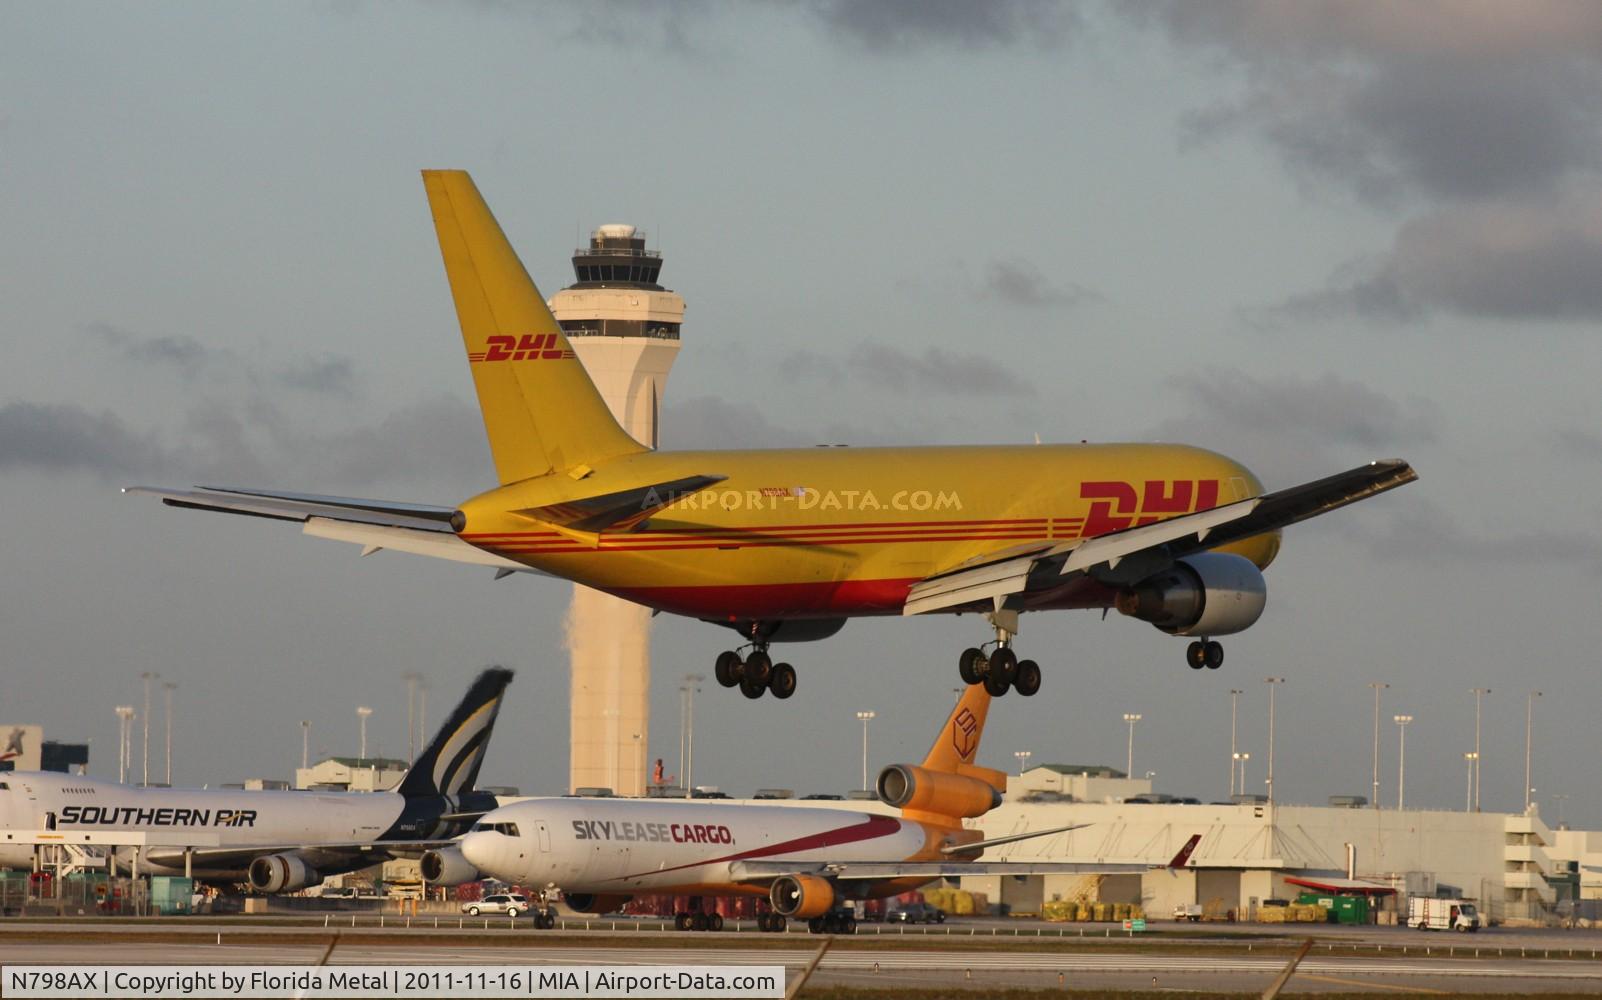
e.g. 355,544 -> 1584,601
396,666 -> 514,799
421,170 -> 646,485
875,683 -> 1009,827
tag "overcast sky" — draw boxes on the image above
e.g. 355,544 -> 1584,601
3,1 -> 1600,826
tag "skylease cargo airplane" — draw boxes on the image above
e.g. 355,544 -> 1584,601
434,681 -> 1201,933
130,171 -> 1417,701
0,668 -> 511,892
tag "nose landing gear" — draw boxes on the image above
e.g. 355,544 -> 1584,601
714,646 -> 796,700
956,612 -> 1041,697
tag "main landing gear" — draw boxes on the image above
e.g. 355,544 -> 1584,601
755,909 -> 787,933
956,611 -> 1041,698
1185,639 -> 1224,670
673,897 -> 725,932
807,908 -> 858,935
713,645 -> 797,700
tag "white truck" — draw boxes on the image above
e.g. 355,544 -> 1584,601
1172,903 -> 1204,922
1408,897 -> 1480,932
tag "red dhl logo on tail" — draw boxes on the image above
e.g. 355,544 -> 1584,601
950,707 -> 979,761
467,333 -> 577,364
1080,480 -> 1222,536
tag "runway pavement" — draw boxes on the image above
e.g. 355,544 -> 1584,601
4,927 -> 1601,995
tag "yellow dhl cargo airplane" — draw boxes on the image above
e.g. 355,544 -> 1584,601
130,171 -> 1417,701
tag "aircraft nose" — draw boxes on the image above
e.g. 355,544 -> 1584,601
460,830 -> 495,870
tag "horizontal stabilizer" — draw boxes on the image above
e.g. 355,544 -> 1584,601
516,474 -> 726,534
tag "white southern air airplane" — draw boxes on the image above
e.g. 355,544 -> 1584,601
0,668 -> 512,892
441,681 -> 1201,934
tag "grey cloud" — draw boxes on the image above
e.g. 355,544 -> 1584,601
1262,186 -> 1602,323
84,322 -> 214,373
1149,1 -> 1602,205
805,0 -> 1079,51
1362,497 -> 1602,575
276,355 -> 358,396
1146,370 -> 1433,485
660,396 -> 812,450
781,343 -> 1030,397
1555,427 -> 1602,461
977,259 -> 1098,308
0,402 -> 171,478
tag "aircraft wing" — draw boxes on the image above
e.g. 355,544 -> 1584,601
903,459 -> 1417,616
143,838 -> 461,872
123,485 -> 541,576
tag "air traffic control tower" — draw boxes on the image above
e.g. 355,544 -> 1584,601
547,224 -> 684,796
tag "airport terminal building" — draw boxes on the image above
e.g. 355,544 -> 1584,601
945,765 -> 1598,925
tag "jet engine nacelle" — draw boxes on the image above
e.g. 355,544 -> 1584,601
1115,552 -> 1267,637
247,853 -> 320,894
875,764 -> 1001,819
769,874 -> 835,919
420,845 -> 479,887
564,893 -> 632,914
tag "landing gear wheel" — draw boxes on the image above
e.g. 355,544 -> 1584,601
690,912 -> 709,932
1014,659 -> 1042,697
843,915 -> 857,935
756,913 -> 771,932
770,663 -> 797,699
1186,641 -> 1207,670
768,914 -> 785,933
710,912 -> 724,931
744,650 -> 773,685
958,647 -> 986,685
674,913 -> 690,931
739,673 -> 766,699
714,651 -> 742,687
807,917 -> 823,934
1203,640 -> 1224,669
985,646 -> 1017,696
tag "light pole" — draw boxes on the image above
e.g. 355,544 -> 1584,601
1233,752 -> 1250,795
1123,713 -> 1142,778
356,706 -> 373,761
1393,714 -> 1413,810
1369,682 -> 1389,809
114,706 -> 135,783
162,681 -> 177,785
301,721 -> 311,772
1470,688 -> 1490,811
402,672 -> 421,765
418,683 -> 427,746
1229,689 -> 1243,797
683,673 -> 704,794
1014,750 -> 1032,776
1552,793 -> 1569,827
856,711 -> 876,791
1524,690 -> 1542,812
140,671 -> 158,786
1463,752 -> 1477,811
1264,678 -> 1284,803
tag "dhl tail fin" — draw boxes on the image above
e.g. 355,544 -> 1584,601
876,684 -> 1010,827
422,170 -> 645,485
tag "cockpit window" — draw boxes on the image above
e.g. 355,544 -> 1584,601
472,821 -> 521,837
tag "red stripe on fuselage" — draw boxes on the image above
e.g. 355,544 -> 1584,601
608,814 -> 905,883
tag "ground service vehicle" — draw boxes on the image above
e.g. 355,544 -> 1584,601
464,893 -> 529,918
1409,897 -> 1479,931
887,902 -> 946,924
1174,903 -> 1204,922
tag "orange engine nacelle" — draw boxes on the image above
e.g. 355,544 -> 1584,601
769,874 -> 835,919
876,764 -> 1001,819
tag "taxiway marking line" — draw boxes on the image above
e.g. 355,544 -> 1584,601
1298,973 -> 1451,995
